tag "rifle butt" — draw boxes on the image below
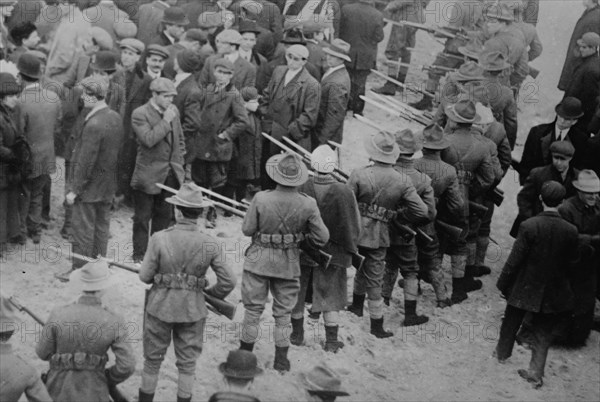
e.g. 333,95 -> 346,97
203,293 -> 237,320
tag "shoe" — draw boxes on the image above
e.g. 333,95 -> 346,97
383,296 -> 390,306
273,346 -> 290,372
465,264 -> 492,277
9,234 -> 26,245
372,81 -> 397,96
436,298 -> 453,308
323,325 -> 344,353
409,97 -> 433,111
370,317 -> 393,338
347,293 -> 365,317
403,300 -> 429,327
54,269 -> 75,282
518,369 -> 543,389
29,232 -> 41,244
138,390 -> 155,402
451,289 -> 468,304
240,341 -> 254,352
307,309 -> 320,320
290,317 -> 304,346
455,276 -> 482,293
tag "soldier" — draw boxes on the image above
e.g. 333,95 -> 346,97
239,152 -> 329,372
346,131 -> 428,336
414,124 -> 465,304
36,261 -> 137,401
290,145 -> 361,352
130,77 -> 185,262
440,100 -> 495,301
209,350 -> 263,402
383,129 -> 451,320
0,295 -> 52,402
495,181 -> 579,389
138,183 -> 236,402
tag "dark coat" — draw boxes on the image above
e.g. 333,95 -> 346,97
564,54 -> 600,128
483,121 -> 512,175
519,119 -> 588,183
149,31 -> 174,47
338,1 -> 385,71
112,67 -> 153,142
0,104 -> 18,190
69,106 -> 124,203
306,40 -> 327,78
134,0 -> 169,45
173,75 -> 203,163
230,0 -> 283,45
558,4 -> 600,91
199,54 -> 257,90
497,211 -> 579,313
483,26 -> 528,87
256,51 -> 321,93
236,110 -> 262,181
196,83 -> 249,162
312,66 -> 351,147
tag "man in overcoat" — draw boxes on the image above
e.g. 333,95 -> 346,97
495,181 -> 579,389
150,6 -> 189,46
134,0 -> 177,45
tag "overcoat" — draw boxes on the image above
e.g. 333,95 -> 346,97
338,1 -> 385,71
173,74 -> 203,163
199,55 -> 257,90
564,54 -> 600,128
312,66 -> 350,147
134,0 -> 169,45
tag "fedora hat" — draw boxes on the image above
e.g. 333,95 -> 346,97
573,169 -> 600,193
162,7 -> 190,26
395,128 -> 422,154
266,152 -> 309,186
445,99 -> 480,124
458,40 -> 484,60
69,260 -> 114,292
91,51 -> 118,72
365,131 -> 400,164
301,364 -> 349,397
0,72 -> 21,97
453,61 -> 485,82
422,123 -> 449,150
219,350 -> 264,380
555,97 -> 584,120
16,52 -> 41,79
310,144 -> 338,173
485,3 -> 514,21
323,38 -> 351,63
166,182 -> 213,208
479,50 -> 510,71
0,295 -> 19,333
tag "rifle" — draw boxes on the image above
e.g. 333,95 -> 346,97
155,183 -> 245,217
435,220 -> 465,242
391,220 -> 417,242
354,114 -> 389,133
281,137 -> 350,181
360,95 -> 425,125
385,59 -> 458,74
415,228 -> 434,243
370,69 -> 436,99
8,296 -> 131,402
70,252 -> 238,320
384,19 -> 468,41
367,92 -> 431,125
469,200 -> 489,218
528,65 -> 540,79
491,187 -> 504,207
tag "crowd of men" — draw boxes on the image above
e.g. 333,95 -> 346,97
0,0 -> 599,400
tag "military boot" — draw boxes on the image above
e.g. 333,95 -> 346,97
273,346 -> 291,372
347,293 -> 365,317
323,325 -> 344,353
403,300 -> 429,326
138,390 -> 155,402
290,317 -> 304,346
409,96 -> 433,111
370,317 -> 393,338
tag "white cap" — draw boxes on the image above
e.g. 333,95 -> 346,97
310,145 -> 338,173
475,102 -> 494,125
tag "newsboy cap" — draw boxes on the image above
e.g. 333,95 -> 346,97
150,77 -> 177,95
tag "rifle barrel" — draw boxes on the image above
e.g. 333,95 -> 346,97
370,69 -> 436,98
8,296 -> 46,325
155,183 -> 246,217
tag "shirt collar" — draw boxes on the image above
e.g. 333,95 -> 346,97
322,64 -> 344,78
163,31 -> 176,45
239,48 -> 252,61
225,52 -> 239,63
150,99 -> 164,114
85,101 -> 108,121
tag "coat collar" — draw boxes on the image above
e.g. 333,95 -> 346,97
538,210 -> 561,218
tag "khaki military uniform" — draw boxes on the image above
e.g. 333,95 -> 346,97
0,343 -> 51,402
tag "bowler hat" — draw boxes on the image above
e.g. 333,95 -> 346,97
485,3 -> 514,21
479,50 -> 510,71
219,350 -> 264,379
458,40 -> 484,60
91,27 -> 114,51
238,20 -> 262,35
69,260 -> 115,292
281,28 -> 306,45
395,128 -> 422,154
555,97 -> 584,120
0,295 -> 19,333
453,61 -> 485,82
217,29 -> 243,45
365,131 -> 400,164
16,52 -> 41,79
445,99 -> 480,124
0,72 -> 21,97
147,44 -> 170,59
311,145 -> 338,173
162,7 -> 190,26
323,38 -> 351,63
540,181 -> 566,205
266,152 -> 309,186
150,77 -> 177,95
577,32 -> 600,48
422,123 -> 449,150
549,141 -> 575,159
573,170 -> 600,193
300,364 -> 349,397
166,182 -> 213,208
91,51 -> 118,72
119,38 -> 145,54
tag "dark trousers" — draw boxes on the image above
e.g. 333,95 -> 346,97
19,174 -> 49,236
117,135 -> 137,201
71,200 -> 111,269
348,69 -> 370,114
132,171 -> 179,260
42,177 -> 51,222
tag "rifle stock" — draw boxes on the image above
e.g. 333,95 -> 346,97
435,220 -> 464,242
351,252 -> 365,270
391,220 -> 417,242
491,188 -> 504,207
469,200 -> 489,217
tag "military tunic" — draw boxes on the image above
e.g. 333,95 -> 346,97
0,343 -> 51,402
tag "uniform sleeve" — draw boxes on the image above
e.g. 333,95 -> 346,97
488,142 -> 504,184
106,316 -> 136,384
510,46 -> 529,88
503,93 -> 518,149
35,310 -> 58,361
304,200 -> 330,249
443,170 -> 465,219
472,151 -> 495,196
421,183 -> 437,223
241,194 -> 260,237
496,133 -> 512,175
132,107 -> 173,148
398,183 -> 428,224
139,233 -> 160,284
528,30 -> 543,61
205,250 -> 237,299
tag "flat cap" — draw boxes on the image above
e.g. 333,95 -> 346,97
150,77 -> 177,95
540,181 -> 566,206
119,38 -> 145,54
549,141 -> 575,158
577,32 -> 600,48
147,44 -> 170,59
78,75 -> 110,98
214,58 -> 235,72
286,44 -> 309,59
216,29 -> 242,45
240,86 -> 259,101
91,27 -> 114,51
184,28 -> 208,44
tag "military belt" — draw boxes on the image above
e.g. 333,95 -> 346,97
49,352 -> 108,371
253,233 -> 305,249
153,273 -> 207,291
358,203 -> 397,223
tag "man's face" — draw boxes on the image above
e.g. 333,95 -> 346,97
154,92 -> 175,109
214,66 -> 233,86
552,155 -> 571,173
240,32 -> 257,52
165,24 -> 185,39
147,54 -> 166,74
121,48 -> 141,70
556,115 -> 578,130
577,190 -> 599,206
486,18 -> 503,35
216,39 -> 234,55
325,53 -> 344,68
245,98 -> 259,112
2,94 -> 19,110
578,44 -> 597,57
286,51 -> 306,71
22,30 -> 40,49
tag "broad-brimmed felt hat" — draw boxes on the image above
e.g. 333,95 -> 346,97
365,131 -> 400,164
422,123 -> 449,150
311,144 -> 338,173
453,61 -> 485,82
323,38 -> 351,62
458,40 -> 483,60
540,181 -> 566,205
166,182 -> 213,208
281,28 -> 306,45
479,50 -> 510,71
150,77 -> 177,95
91,51 -> 118,72
300,364 -> 349,397
0,72 -> 21,96
16,52 -> 41,79
445,99 -> 480,124
549,140 -> 575,159
162,7 -> 190,26
147,44 -> 170,59
555,97 -> 584,120
395,128 -> 422,154
0,294 -> 19,333
266,152 -> 309,186
577,32 -> 600,48
219,350 -> 263,379
573,170 -> 600,193
485,3 -> 515,21
119,38 -> 145,54
69,260 -> 115,292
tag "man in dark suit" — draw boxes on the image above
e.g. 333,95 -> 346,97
312,39 -> 351,149
338,0 -> 385,114
495,181 -> 579,389
134,0 -> 177,45
150,6 -> 189,46
519,98 -> 588,183
55,76 -> 124,281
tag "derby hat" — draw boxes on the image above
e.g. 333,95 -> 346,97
91,51 -> 118,71
301,364 -> 349,397
577,32 -> 600,48
265,152 -> 309,186
555,97 -> 584,120
0,294 -> 19,333
479,50 -> 510,71
573,169 -> 600,193
238,19 -> 262,35
310,144 -> 338,173
458,40 -> 484,60
147,44 -> 170,59
0,72 -> 21,97
395,128 -> 422,154
475,102 -> 494,125
69,260 -> 114,292
166,182 -> 213,208
445,99 -> 480,124
485,3 -> 515,21
119,38 -> 145,54
150,77 -> 178,95
323,38 -> 351,62
422,123 -> 449,150
453,61 -> 485,82
281,28 -> 307,45
549,140 -> 575,159
365,131 -> 400,164
162,7 -> 190,26
219,350 -> 264,380
16,52 -> 41,79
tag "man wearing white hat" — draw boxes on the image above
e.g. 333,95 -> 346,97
290,145 -> 360,353
240,152 -> 329,372
36,261 -> 136,401
138,182 -> 236,402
